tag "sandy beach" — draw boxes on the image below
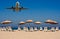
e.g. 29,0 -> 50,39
0,30 -> 60,39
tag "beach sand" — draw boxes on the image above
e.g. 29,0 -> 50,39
0,30 -> 60,39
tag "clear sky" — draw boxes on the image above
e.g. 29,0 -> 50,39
0,0 -> 60,27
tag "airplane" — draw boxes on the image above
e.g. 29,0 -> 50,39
6,1 -> 28,12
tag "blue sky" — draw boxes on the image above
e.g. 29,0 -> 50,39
0,0 -> 60,27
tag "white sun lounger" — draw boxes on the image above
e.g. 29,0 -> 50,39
40,27 -> 43,31
23,27 -> 28,32
51,27 -> 55,32
30,27 -> 34,32
34,27 -> 38,31
18,27 -> 21,31
44,27 -> 48,32
55,27 -> 59,31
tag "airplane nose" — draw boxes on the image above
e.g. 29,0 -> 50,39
16,1 -> 20,5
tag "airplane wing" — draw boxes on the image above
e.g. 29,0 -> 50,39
6,6 -> 15,10
21,8 -> 28,10
19,7 -> 28,10
6,6 -> 16,11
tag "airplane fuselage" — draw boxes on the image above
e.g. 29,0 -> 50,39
15,1 -> 20,11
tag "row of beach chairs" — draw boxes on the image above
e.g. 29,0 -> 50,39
18,27 -> 59,32
0,26 -> 59,32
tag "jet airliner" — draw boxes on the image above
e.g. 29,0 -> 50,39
6,1 -> 28,12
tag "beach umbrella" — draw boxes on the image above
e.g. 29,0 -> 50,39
34,21 -> 42,31
34,21 -> 41,24
26,20 -> 33,23
45,19 -> 58,29
1,20 -> 12,31
1,20 -> 12,27
19,21 -> 26,25
1,20 -> 12,24
26,20 -> 33,30
18,21 -> 26,31
45,19 -> 58,28
45,19 -> 58,24
45,19 -> 58,32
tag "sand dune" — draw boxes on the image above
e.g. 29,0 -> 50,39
0,30 -> 60,39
